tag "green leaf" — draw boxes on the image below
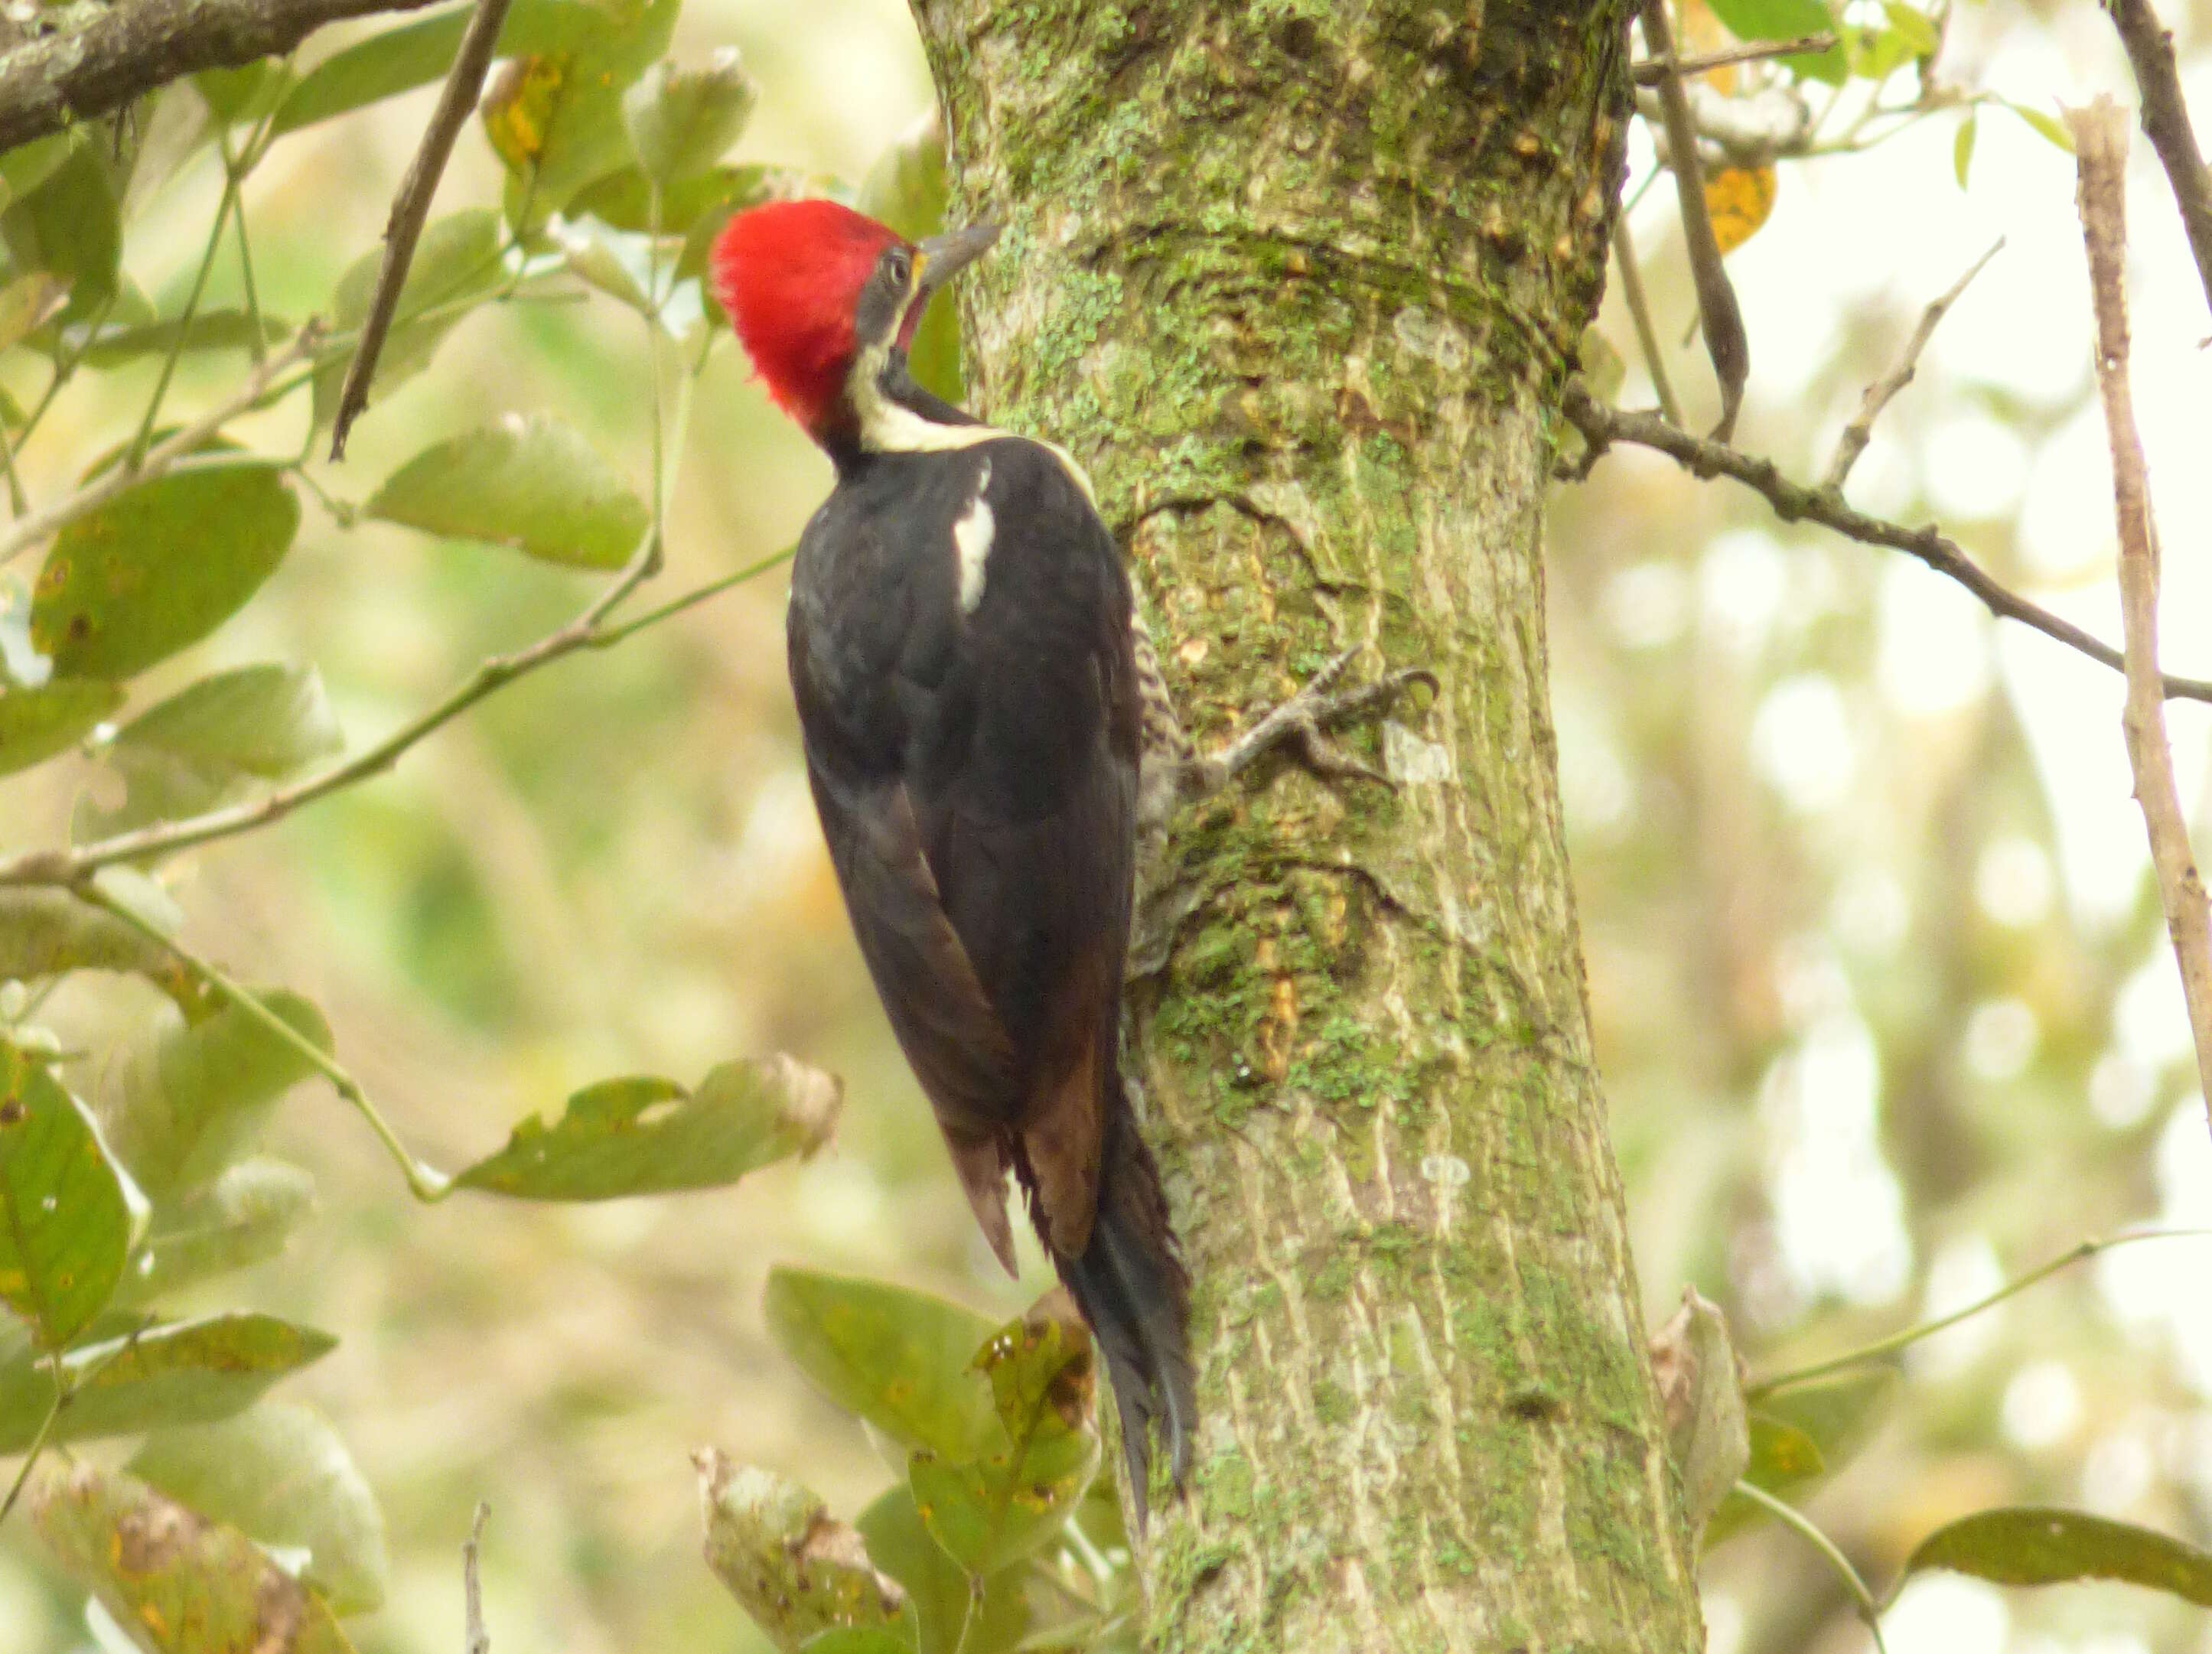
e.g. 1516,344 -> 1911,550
0,1041 -> 146,1349
480,0 -> 682,231
1879,0 -> 1940,57
764,1269 -> 998,1460
908,1296 -> 1100,1577
365,413 -> 650,570
313,210 -> 509,430
578,161 -> 797,238
856,1486 -> 1029,1654
118,663 -> 341,779
0,678 -> 124,776
624,52 -> 757,186
799,1633 -> 913,1654
0,272 -> 70,353
1706,1368 -> 1898,1547
1954,111 -> 1978,189
119,1158 -> 317,1306
196,63 -> 288,128
696,1450 -> 914,1652
131,1402 -> 389,1614
97,991 -> 334,1200
2006,100 -> 2077,155
31,461 -> 300,682
856,120 -> 960,405
1650,1288 -> 1750,1543
0,1311 -> 337,1451
1705,0 -> 1831,44
30,1459 -> 357,1654
272,14 -> 473,135
82,311 -> 294,370
1,134 -> 121,326
0,888 -> 185,991
456,1055 -> 839,1200
0,133 -> 76,215
1902,1507 -> 2212,1606
80,663 -> 342,840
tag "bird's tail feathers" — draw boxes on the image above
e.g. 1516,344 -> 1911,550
1057,1104 -> 1193,1529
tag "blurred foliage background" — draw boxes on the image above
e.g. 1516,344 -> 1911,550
4,0 -> 2212,1652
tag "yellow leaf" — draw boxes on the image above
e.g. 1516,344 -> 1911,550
480,56 -> 568,169
1705,165 -> 1777,256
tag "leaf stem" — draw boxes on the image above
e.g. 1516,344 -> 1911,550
1732,1480 -> 1890,1652
128,170 -> 242,471
0,1355 -> 67,1531
79,881 -> 453,1202
1748,1227 -> 2212,1398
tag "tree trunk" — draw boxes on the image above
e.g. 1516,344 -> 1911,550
907,3 -> 1703,1649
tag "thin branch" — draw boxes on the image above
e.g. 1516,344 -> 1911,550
81,878 -> 454,1200
1613,216 -> 1683,428
463,1503 -> 491,1654
129,172 -> 243,471
0,1356 -> 64,1531
0,549 -> 789,889
2103,0 -> 2212,331
1824,238 -> 2003,490
0,0 -> 442,155
1749,1227 -> 2212,1396
0,323 -> 325,569
1732,1481 -> 1891,1652
2073,97 -> 2212,1130
1637,0 -> 1750,439
1561,386 -> 2212,704
327,0 -> 518,460
1633,33 -> 1836,86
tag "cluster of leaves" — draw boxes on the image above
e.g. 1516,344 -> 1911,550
702,1271 -> 1135,1654
0,0 -> 970,1645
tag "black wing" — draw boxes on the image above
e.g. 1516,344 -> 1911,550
789,437 -> 1139,1262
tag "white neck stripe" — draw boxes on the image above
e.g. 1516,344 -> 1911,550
845,343 -> 1097,506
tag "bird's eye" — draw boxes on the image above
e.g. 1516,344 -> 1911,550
886,248 -> 914,286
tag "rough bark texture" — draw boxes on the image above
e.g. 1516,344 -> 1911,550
0,0 -> 438,155
908,2 -> 1702,1650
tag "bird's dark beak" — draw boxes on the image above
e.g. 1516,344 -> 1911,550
912,219 -> 1002,302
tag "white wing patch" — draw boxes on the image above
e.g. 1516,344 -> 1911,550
954,461 -> 995,614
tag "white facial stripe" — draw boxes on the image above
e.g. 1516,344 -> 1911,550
954,461 -> 994,614
845,346 -> 1099,507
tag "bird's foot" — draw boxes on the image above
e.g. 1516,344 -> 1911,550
1181,647 -> 1435,802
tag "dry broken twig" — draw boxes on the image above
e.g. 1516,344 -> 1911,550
1824,239 -> 2003,490
1562,385 -> 2212,706
2102,0 -> 2212,330
463,1503 -> 491,1654
2070,96 -> 2212,1129
328,0 -> 518,459
1636,0 -> 1750,439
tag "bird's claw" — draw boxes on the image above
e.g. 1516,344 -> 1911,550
1178,649 -> 1435,805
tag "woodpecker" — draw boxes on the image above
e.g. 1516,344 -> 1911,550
711,199 -> 1194,1514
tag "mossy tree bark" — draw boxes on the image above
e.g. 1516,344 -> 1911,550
907,3 -> 1702,1649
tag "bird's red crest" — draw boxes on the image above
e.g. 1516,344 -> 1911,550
712,200 -> 907,438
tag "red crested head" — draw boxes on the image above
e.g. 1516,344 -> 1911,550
712,199 -> 1003,448
712,200 -> 907,439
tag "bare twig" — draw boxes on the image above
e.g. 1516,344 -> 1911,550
1637,0 -> 1750,439
463,1503 -> 491,1654
1824,238 -> 2004,490
0,545 -> 792,890
1613,216 -> 1683,428
0,324 -> 324,569
0,0 -> 442,154
327,0 -> 518,459
1732,1481 -> 1891,1652
2103,0 -> 2212,330
2073,97 -> 2212,1128
1632,33 -> 1836,85
1562,386 -> 2212,705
